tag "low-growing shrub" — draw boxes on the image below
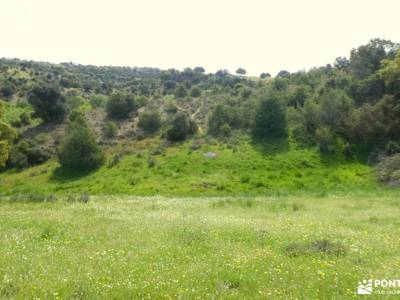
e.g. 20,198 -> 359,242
167,112 -> 197,141
106,93 -> 136,119
103,121 -> 118,138
138,111 -> 161,134
58,118 -> 105,172
284,239 -> 346,257
89,94 -> 107,108
376,154 -> 400,186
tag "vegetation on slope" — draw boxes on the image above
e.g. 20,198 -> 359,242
0,136 -> 378,196
0,38 -> 400,194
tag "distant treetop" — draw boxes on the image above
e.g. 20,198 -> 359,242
236,68 -> 246,75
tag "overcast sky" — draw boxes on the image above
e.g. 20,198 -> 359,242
1,0 -> 399,76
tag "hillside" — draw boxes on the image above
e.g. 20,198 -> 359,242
1,38 -> 400,196
0,137 -> 377,196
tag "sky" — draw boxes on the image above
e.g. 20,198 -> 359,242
0,0 -> 399,76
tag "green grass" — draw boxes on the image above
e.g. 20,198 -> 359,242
0,137 -> 382,196
1,194 -> 400,299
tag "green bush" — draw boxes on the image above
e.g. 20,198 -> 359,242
0,141 -> 9,167
106,93 -> 136,119
220,123 -> 231,137
89,95 -> 108,108
103,121 -> 118,138
66,96 -> 85,111
28,84 -> 67,123
58,119 -> 105,171
208,104 -> 233,137
165,98 -> 178,113
19,112 -> 31,126
0,82 -> 16,99
190,86 -> 201,97
167,112 -> 196,141
315,127 -> 335,154
136,95 -> 149,107
174,84 -> 188,98
252,93 -> 287,139
8,135 -> 53,170
138,111 -> 161,134
376,154 -> 400,186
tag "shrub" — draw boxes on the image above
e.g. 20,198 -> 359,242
252,93 -> 287,139
66,95 -> 85,111
0,122 -> 17,142
385,141 -> 400,155
58,118 -> 105,171
8,134 -> 53,170
219,123 -> 231,137
165,98 -> 178,113
208,104 -> 233,137
190,86 -> 201,97
0,83 -> 16,99
19,112 -> 31,126
147,157 -> 156,168
28,84 -> 67,123
0,141 -> 9,167
136,95 -> 149,107
0,102 -> 16,167
174,84 -> 188,98
167,112 -> 196,141
138,111 -> 161,134
106,93 -> 136,119
315,127 -> 335,154
376,154 -> 400,186
103,121 -> 118,138
89,94 -> 107,108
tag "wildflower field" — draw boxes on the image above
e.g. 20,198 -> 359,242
1,194 -> 399,299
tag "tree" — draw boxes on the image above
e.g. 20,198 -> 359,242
252,93 -> 287,138
315,127 -> 335,154
190,86 -> 201,97
208,104 -> 232,136
215,69 -> 229,77
347,95 -> 400,148
236,68 -> 246,75
0,102 -> 17,167
0,141 -> 8,167
194,66 -> 205,73
260,73 -> 271,79
379,50 -> 400,97
138,111 -> 161,134
334,57 -> 350,70
288,85 -> 310,107
277,70 -> 290,78
167,112 -> 196,141
350,39 -> 398,79
58,118 -> 105,171
0,82 -> 16,99
319,89 -> 353,129
106,93 -> 136,119
28,84 -> 67,123
174,84 -> 188,98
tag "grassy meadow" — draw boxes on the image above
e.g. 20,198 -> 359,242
0,136 -> 379,197
1,194 -> 400,299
